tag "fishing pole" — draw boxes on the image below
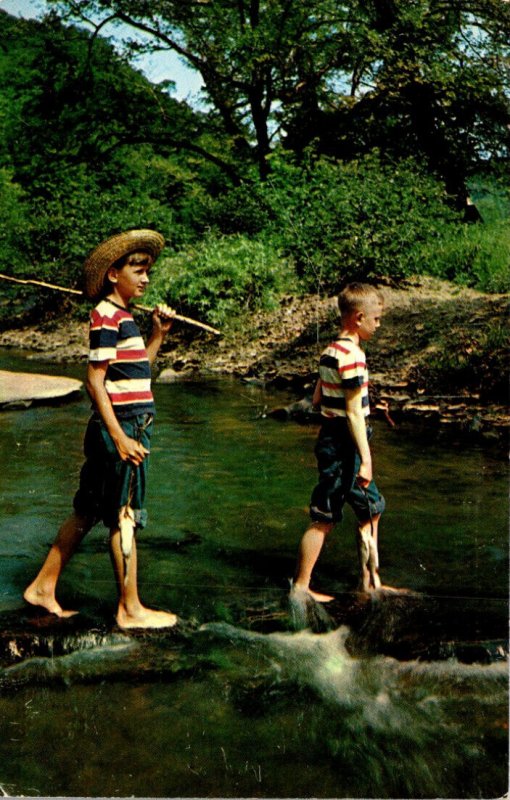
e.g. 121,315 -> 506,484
0,272 -> 221,336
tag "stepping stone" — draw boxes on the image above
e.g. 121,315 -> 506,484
0,369 -> 82,409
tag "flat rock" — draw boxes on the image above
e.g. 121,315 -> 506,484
157,366 -> 197,383
0,369 -> 83,409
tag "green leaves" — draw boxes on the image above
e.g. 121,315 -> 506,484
143,234 -> 295,326
261,151 -> 462,289
0,3 -> 507,331
45,0 -> 509,194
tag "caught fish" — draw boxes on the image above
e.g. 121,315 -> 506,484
119,503 -> 136,585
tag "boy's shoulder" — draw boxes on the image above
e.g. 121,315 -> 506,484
322,338 -> 365,360
91,299 -> 133,323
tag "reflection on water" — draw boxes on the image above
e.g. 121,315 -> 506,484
0,352 -> 508,798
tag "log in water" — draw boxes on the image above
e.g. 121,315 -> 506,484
1,587 -> 507,674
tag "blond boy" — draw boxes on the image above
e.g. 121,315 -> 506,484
294,283 -> 390,601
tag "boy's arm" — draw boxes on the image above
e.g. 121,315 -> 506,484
344,386 -> 372,486
86,362 -> 149,466
145,304 -> 175,365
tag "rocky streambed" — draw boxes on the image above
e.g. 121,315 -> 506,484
0,277 -> 508,442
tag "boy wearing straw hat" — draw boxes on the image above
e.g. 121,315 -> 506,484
24,229 -> 178,628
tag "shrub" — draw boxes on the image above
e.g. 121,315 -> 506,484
190,182 -> 272,236
422,219 -> 510,292
1,157 -> 179,320
261,151 -> 462,291
143,233 -> 295,327
0,169 -> 31,273
0,169 -> 35,324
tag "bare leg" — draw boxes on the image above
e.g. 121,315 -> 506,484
110,528 -> 177,629
24,512 -> 93,616
293,521 -> 335,602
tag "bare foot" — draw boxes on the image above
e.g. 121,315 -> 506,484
291,583 -> 334,603
358,583 -> 411,596
23,585 -> 78,618
116,606 -> 178,630
377,584 -> 411,594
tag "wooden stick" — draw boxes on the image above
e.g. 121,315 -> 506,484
0,273 -> 83,296
0,272 -> 221,335
375,402 -> 397,429
131,303 -> 220,335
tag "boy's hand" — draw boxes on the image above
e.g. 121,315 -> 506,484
115,433 -> 150,466
152,304 -> 175,336
356,460 -> 373,488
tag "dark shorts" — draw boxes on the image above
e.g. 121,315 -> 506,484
73,413 -> 153,529
309,417 -> 385,525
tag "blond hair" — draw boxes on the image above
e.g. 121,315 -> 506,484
337,283 -> 382,318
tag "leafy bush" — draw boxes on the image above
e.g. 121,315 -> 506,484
416,173 -> 510,292
469,173 -> 510,225
188,181 -> 272,237
0,169 -> 31,273
0,156 -> 178,320
0,169 -> 35,324
25,175 -> 178,289
422,219 -> 510,292
143,233 -> 295,326
261,151 -> 462,291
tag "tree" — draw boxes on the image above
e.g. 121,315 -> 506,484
49,0 -> 509,201
1,10 -> 238,192
48,0 -> 356,180
0,10 -> 218,290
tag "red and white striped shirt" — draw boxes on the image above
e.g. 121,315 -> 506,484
89,299 -> 155,418
319,338 -> 369,418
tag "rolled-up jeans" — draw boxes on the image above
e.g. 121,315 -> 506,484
73,413 -> 153,529
309,417 -> 385,525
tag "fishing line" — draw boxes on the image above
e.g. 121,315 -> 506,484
265,175 -> 325,352
79,576 -> 287,591
70,575 -> 508,603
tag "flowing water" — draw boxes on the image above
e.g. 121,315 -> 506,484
0,351 -> 508,798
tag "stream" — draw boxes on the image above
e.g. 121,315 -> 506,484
0,352 -> 507,798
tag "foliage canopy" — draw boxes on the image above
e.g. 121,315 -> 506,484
50,0 -> 510,196
0,3 -> 508,327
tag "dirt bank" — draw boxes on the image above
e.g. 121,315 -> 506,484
0,276 -> 508,441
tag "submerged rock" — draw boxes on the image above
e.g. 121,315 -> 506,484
284,589 -> 509,664
0,607 -> 197,690
1,587 -> 507,681
268,396 -> 321,424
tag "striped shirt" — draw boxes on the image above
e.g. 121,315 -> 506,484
89,299 -> 155,419
319,338 -> 370,419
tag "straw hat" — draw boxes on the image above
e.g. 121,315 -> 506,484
83,229 -> 165,301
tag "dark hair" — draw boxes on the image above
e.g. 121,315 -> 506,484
113,250 -> 154,270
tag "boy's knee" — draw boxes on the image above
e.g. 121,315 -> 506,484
313,521 -> 335,535
70,512 -> 95,534
357,512 -> 380,530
